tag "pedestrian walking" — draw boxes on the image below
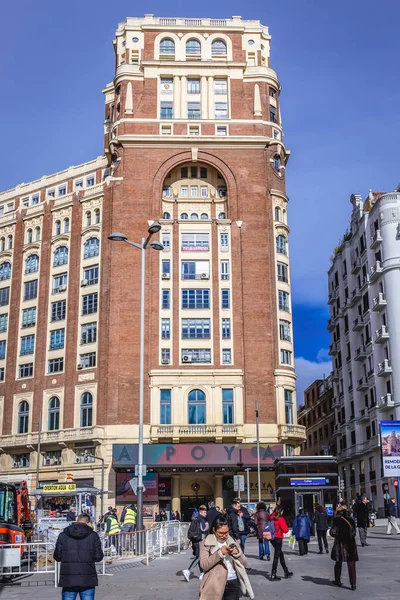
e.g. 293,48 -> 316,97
206,502 -> 222,528
313,503 -> 329,554
292,509 -> 312,556
353,494 -> 370,546
54,513 -> 104,600
387,497 -> 400,534
269,506 -> 293,581
330,506 -> 358,590
120,504 -> 137,532
226,497 -> 251,553
199,515 -> 254,600
183,505 -> 209,582
253,501 -> 271,561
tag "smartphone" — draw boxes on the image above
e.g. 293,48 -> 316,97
228,543 -> 236,549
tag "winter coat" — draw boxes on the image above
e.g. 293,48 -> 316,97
66,511 -> 76,522
313,510 -> 329,531
292,513 -> 312,541
54,523 -> 104,589
226,505 -> 251,539
330,514 -> 359,563
206,507 -> 222,528
388,501 -> 397,517
253,509 -> 270,539
199,534 -> 254,600
353,501 -> 369,528
270,514 -> 289,539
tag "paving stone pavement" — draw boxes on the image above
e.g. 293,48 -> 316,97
2,527 -> 400,600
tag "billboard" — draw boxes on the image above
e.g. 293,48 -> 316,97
381,421 -> 400,477
116,472 -> 159,503
290,477 -> 329,487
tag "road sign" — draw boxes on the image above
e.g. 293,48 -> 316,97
384,492 -> 390,500
135,465 -> 147,477
233,475 -> 245,492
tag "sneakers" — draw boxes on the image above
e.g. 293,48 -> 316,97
266,554 -> 271,561
270,573 -> 281,581
183,569 -> 191,582
284,571 -> 294,578
199,573 -> 204,581
325,548 -> 329,554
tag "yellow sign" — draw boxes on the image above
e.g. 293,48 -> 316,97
43,483 -> 77,493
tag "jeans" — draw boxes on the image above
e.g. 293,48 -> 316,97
271,538 -> 288,574
317,530 -> 328,551
358,526 -> 368,545
258,538 -> 270,558
62,590 -> 95,600
334,561 -> 356,586
298,538 -> 308,555
222,578 -> 240,600
387,516 -> 400,534
239,535 -> 247,553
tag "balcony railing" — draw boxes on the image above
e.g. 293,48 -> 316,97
379,393 -> 394,409
373,293 -> 387,312
278,424 -> 306,442
374,325 -> 389,344
370,229 -> 382,249
355,346 -> 367,361
0,426 -> 105,448
150,424 -> 244,442
352,316 -> 364,331
369,261 -> 383,282
378,359 -> 392,377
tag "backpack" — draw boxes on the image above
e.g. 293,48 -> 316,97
263,520 -> 276,541
188,518 -> 203,543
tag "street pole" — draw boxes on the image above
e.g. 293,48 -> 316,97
246,468 -> 250,506
35,412 -> 42,491
255,402 -> 261,503
86,453 -> 104,519
137,239 -> 146,532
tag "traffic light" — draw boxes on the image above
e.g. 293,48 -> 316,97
394,479 -> 398,488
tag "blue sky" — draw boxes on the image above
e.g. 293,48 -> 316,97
1,0 -> 399,403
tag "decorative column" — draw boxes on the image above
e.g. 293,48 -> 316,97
171,475 -> 181,513
125,82 -> 133,114
181,76 -> 187,120
173,76 -> 180,119
201,76 -> 208,119
214,474 -> 223,509
208,76 -> 214,119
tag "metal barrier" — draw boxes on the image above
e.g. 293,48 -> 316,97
0,541 -> 57,586
102,530 -> 147,564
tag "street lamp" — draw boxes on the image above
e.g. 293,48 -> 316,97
108,222 -> 163,531
85,452 -> 105,519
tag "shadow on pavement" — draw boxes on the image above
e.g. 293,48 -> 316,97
301,576 -> 335,587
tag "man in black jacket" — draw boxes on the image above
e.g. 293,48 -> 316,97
353,494 -> 370,546
226,497 -> 251,552
54,513 -> 104,600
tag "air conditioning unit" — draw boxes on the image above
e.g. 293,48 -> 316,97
162,273 -> 170,280
59,285 -> 67,292
43,458 -> 52,466
182,355 -> 192,363
200,273 -> 209,279
75,456 -> 82,464
81,279 -> 88,286
161,359 -> 170,365
77,363 -> 84,370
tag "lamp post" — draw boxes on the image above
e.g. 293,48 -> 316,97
34,412 -> 42,492
255,401 -> 261,503
108,223 -> 163,531
86,452 -> 105,519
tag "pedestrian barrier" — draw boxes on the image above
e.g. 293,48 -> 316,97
0,541 -> 58,586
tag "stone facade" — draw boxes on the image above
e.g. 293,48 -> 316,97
297,377 -> 335,457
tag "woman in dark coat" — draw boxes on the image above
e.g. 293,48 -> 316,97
313,504 -> 329,554
253,502 -> 271,560
330,506 -> 358,590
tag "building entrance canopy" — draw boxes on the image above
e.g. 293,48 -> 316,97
113,443 -> 284,469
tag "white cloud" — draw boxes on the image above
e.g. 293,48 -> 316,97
295,353 -> 332,407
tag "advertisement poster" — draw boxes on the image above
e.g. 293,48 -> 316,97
116,472 -> 159,503
381,421 -> 400,476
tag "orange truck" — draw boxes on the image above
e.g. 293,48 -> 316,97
0,480 -> 33,546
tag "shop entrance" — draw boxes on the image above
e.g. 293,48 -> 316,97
181,495 -> 214,522
295,491 -> 322,521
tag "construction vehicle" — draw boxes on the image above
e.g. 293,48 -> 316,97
0,480 -> 33,546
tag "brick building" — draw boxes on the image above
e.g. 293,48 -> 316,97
297,377 -> 335,457
0,15 -> 305,516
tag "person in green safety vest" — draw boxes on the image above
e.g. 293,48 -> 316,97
105,511 -> 121,535
121,504 -> 137,533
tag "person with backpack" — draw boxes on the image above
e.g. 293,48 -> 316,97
183,505 -> 209,582
253,502 -> 271,561
226,498 -> 251,553
292,509 -> 312,556
313,504 -> 329,554
269,506 -> 293,581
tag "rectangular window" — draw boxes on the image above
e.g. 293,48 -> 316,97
222,349 -> 231,364
161,318 -> 170,339
52,273 -> 67,293
181,318 -> 210,339
220,233 -> 229,251
51,300 -> 66,322
86,176 -> 95,187
162,289 -> 170,309
215,102 -> 228,119
182,349 -> 211,363
181,260 -> 210,280
281,349 -> 292,365
188,102 -> 200,120
216,126 -> 227,136
269,87 -> 276,98
218,186 -> 227,198
182,289 -> 210,309
221,261 -> 229,280
82,293 -> 98,315
162,186 -> 172,197
0,313 -> 8,332
75,179 -> 83,190
162,232 -> 171,250
278,290 -> 290,312
279,319 -> 291,342
162,260 -> 170,275
181,167 -> 188,178
222,389 -> 234,424
48,358 -> 64,373
190,185 -> 198,197
81,322 -> 97,344
22,197 -> 29,207
0,340 -> 6,360
181,233 -> 209,251
19,363 -> 33,378
214,79 -> 228,95
270,106 -> 277,123
83,265 -> 99,285
23,281 -> 37,301
222,318 -> 231,339
161,348 -> 170,363
200,186 -> 208,197
190,166 -> 197,178
189,125 -> 200,136
50,329 -> 65,350
160,101 -> 173,119
13,453 -> 30,468
221,289 -> 230,309
58,185 -> 67,197
285,390 -> 293,424
0,367 -> 3,381
20,335 -> 34,356
180,186 -> 188,197
31,194 -> 39,205
79,352 -> 96,368
48,189 -> 55,198
161,125 -> 172,135
187,79 -> 200,94
277,262 -> 288,283
200,167 -> 207,179
160,389 -> 171,424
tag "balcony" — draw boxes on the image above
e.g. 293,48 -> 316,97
349,287 -> 361,306
369,261 -> 383,282
332,368 -> 340,382
332,396 -> 341,408
328,342 -> 338,356
333,423 -> 340,433
367,368 -> 375,380
357,377 -> 369,391
0,426 -> 105,449
150,424 -> 244,443
328,289 -> 338,305
278,424 -> 306,444
379,393 -> 394,410
327,318 -> 335,332
360,275 -> 369,292
374,325 -> 389,344
354,346 -> 367,361
351,258 -> 361,274
377,359 -> 392,377
352,316 -> 364,331
359,408 -> 370,423
355,436 -> 380,455
373,293 -> 387,312
370,229 -> 382,249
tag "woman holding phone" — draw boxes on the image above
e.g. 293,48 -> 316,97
199,515 -> 254,600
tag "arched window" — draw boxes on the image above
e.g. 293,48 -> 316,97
201,213 -> 208,220
163,212 -> 171,220
275,207 -> 281,221
53,246 -> 69,267
86,211 -> 92,227
276,235 -> 287,255
25,254 -> 39,274
160,38 -> 175,56
18,401 -> 29,434
7,235 -> 13,250
48,396 -> 60,431
55,220 -> 61,236
190,213 -> 199,220
84,238 -> 99,259
218,212 -> 226,219
80,392 -> 93,427
180,213 -> 189,220
0,238 -> 4,252
26,229 -> 33,244
212,39 -> 227,56
273,155 -> 281,172
35,226 -> 41,241
186,39 -> 201,56
63,218 -> 70,233
0,262 -> 11,280
94,209 -> 100,224
188,389 -> 206,425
